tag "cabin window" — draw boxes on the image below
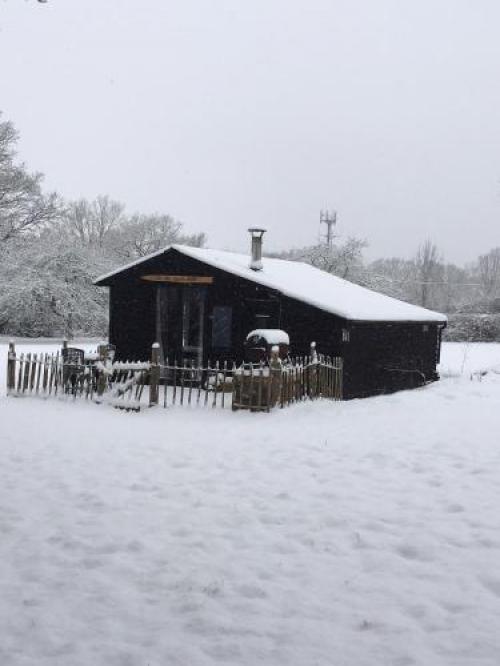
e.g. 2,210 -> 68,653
255,313 -> 271,329
422,324 -> 429,333
211,306 -> 232,349
342,328 -> 350,342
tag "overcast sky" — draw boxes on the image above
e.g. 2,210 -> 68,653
1,0 -> 499,263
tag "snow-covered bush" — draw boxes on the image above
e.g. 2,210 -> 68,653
0,237 -> 112,337
443,314 -> 500,342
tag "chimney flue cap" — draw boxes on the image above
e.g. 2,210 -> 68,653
248,228 -> 266,271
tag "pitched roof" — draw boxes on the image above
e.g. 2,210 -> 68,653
95,244 -> 447,323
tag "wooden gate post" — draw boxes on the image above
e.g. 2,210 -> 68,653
309,341 -> 318,399
149,343 -> 160,406
269,345 -> 282,409
96,342 -> 108,398
7,341 -> 16,395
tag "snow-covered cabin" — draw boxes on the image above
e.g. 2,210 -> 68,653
95,231 -> 447,399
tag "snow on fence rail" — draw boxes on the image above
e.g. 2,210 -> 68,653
6,342 -> 343,411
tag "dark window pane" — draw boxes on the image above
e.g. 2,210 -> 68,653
182,287 -> 205,350
255,314 -> 271,329
212,306 -> 232,349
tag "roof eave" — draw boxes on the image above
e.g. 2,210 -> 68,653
93,245 -> 176,286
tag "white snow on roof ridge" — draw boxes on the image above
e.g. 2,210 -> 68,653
94,243 -> 447,323
174,245 -> 447,323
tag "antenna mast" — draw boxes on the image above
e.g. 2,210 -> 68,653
320,209 -> 337,248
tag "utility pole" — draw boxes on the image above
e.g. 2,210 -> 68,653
320,210 -> 337,248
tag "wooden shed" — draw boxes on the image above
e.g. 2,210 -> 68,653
94,233 -> 447,399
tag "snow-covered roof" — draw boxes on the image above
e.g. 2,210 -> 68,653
95,245 -> 447,323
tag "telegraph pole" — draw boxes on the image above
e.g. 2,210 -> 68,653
320,210 -> 337,247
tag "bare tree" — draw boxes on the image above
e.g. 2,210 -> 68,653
91,195 -> 124,247
63,195 -> 124,247
414,240 -> 443,308
0,114 -> 58,244
63,198 -> 93,245
108,213 -> 206,259
365,257 -> 418,300
275,237 -> 367,282
477,248 -> 500,300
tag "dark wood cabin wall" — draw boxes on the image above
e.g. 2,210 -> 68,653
234,280 -> 281,357
342,323 -> 441,399
109,283 -> 155,361
279,298 -> 345,358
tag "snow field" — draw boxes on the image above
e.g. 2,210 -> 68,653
0,342 -> 500,665
438,341 -> 500,378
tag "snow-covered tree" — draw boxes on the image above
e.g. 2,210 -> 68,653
0,234 -> 113,337
413,240 -> 443,308
476,248 -> 500,300
365,257 -> 417,300
275,237 -> 367,283
107,213 -> 206,260
62,196 -> 125,248
0,114 -> 58,243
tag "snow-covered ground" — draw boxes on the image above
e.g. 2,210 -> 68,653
438,341 -> 500,377
1,342 -> 500,665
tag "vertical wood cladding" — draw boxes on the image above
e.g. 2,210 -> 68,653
341,323 -> 441,399
109,283 -> 155,361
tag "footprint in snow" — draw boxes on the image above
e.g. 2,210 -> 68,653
126,539 -> 143,552
396,544 -> 434,562
81,558 -> 103,570
440,600 -> 467,614
237,584 -> 267,599
478,537 -> 500,549
22,598 -> 40,608
203,643 -> 242,661
479,576 -> 500,598
446,503 -> 465,513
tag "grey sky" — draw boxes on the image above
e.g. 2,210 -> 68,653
1,0 -> 499,263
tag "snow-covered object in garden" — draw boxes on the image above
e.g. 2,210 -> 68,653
246,329 -> 290,346
245,329 -> 290,362
96,244 -> 446,323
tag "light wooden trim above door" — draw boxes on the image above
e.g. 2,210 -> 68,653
141,274 -> 214,285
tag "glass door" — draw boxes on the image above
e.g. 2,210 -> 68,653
181,286 -> 206,366
156,285 -> 206,367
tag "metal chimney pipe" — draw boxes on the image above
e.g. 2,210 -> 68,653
248,228 -> 266,271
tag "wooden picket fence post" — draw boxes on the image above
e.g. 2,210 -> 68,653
269,345 -> 282,409
7,341 -> 16,395
149,343 -> 160,406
